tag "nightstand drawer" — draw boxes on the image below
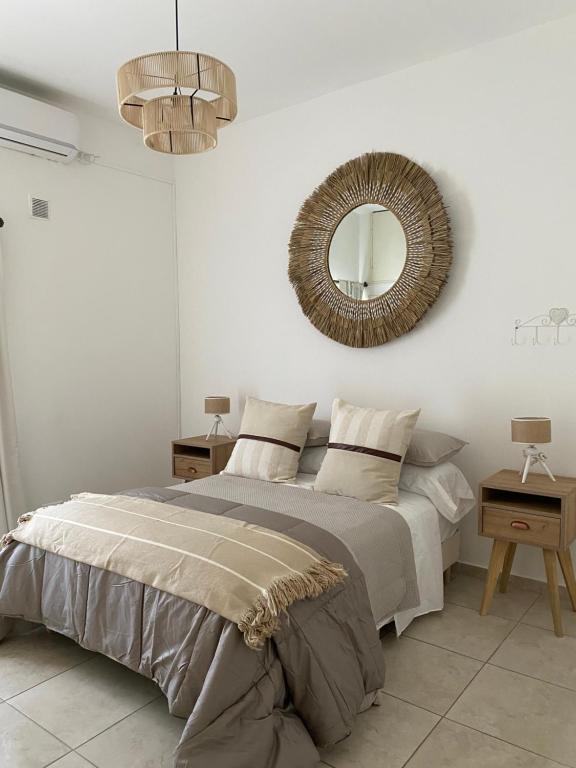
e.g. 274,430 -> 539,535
172,436 -> 236,481
174,456 -> 211,480
482,505 -> 560,548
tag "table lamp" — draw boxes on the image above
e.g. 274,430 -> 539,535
205,396 -> 232,440
511,417 -> 555,483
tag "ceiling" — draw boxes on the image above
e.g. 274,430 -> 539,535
1,0 -> 574,123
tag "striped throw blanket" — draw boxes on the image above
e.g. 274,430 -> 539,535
2,493 -> 346,648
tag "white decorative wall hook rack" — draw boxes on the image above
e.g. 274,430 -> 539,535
513,308 -> 576,346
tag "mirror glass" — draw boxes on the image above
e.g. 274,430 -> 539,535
328,204 -> 407,300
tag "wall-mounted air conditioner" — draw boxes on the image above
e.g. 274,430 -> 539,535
0,87 -> 79,163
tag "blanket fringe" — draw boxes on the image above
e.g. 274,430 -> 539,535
238,559 -> 347,649
0,512 -> 34,550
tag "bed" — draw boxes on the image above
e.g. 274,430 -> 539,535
171,470 -> 467,635
0,467 -> 472,768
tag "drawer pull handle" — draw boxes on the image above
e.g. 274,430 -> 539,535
511,520 -> 530,531
188,467 -> 197,473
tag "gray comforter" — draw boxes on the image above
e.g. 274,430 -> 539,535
0,480 -> 418,767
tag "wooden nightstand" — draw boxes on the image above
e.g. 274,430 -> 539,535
172,435 -> 236,481
479,469 -> 576,636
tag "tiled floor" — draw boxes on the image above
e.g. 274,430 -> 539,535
1,570 -> 576,767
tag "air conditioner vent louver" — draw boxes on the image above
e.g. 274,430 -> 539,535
30,197 -> 49,220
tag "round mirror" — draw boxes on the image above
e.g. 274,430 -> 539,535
289,152 -> 452,347
328,204 -> 407,300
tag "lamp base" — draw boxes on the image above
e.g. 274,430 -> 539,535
519,444 -> 556,483
206,415 -> 233,440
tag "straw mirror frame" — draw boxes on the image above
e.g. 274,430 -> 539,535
288,152 -> 452,347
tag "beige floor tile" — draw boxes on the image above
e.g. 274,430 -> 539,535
10,656 -> 159,748
320,693 -> 439,768
406,719 -> 565,768
0,629 -> 93,699
492,623 -> 576,690
404,603 -> 514,661
445,574 -> 539,620
381,635 -> 482,714
0,702 -> 68,767
448,664 -> 576,767
522,593 -> 576,638
78,698 -> 184,768
49,754 -> 95,768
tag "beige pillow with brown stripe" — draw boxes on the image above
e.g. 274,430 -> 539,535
314,399 -> 420,503
223,397 -> 316,482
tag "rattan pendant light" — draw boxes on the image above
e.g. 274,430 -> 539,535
116,0 -> 237,155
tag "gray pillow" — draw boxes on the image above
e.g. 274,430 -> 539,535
305,419 -> 331,447
298,445 -> 328,474
405,429 -> 467,467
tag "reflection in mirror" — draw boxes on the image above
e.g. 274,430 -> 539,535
328,204 -> 407,300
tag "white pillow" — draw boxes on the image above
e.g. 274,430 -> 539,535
399,462 -> 475,523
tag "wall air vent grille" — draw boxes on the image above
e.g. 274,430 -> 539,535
30,197 -> 49,220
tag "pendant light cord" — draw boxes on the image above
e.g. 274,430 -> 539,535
175,0 -> 179,51
173,0 -> 180,97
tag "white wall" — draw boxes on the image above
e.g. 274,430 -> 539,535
0,110 -> 178,511
175,14 -> 576,583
